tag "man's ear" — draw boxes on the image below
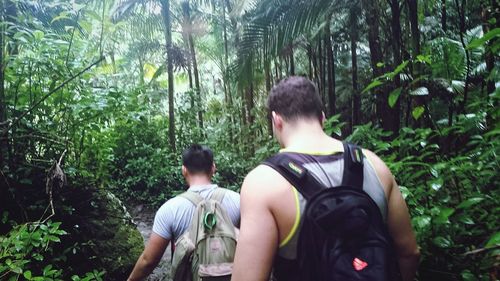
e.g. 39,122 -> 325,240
272,111 -> 283,130
211,163 -> 217,175
321,112 -> 326,127
181,165 -> 187,177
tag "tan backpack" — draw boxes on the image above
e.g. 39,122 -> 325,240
171,188 -> 237,281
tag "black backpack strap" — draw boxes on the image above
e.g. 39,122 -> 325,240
341,142 -> 364,189
263,153 -> 326,200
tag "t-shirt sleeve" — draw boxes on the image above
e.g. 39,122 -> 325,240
152,202 -> 174,240
223,190 -> 241,228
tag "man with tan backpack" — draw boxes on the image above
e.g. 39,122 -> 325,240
128,144 -> 240,281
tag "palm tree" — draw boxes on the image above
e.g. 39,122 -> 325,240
112,0 -> 177,151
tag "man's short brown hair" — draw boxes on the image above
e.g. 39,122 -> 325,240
267,76 -> 323,122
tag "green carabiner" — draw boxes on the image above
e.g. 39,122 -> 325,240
204,212 -> 217,230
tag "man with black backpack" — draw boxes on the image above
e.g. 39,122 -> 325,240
232,76 -> 419,281
128,144 -> 240,281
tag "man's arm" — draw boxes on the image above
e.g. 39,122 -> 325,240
364,150 -> 420,281
387,177 -> 420,281
127,233 -> 169,281
231,166 -> 280,281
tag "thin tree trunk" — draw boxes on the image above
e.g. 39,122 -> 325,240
441,0 -> 447,32
408,0 -> 420,57
185,4 -> 203,129
222,0 -> 232,107
248,83 -> 254,125
389,0 -> 402,132
455,0 -> 470,114
362,0 -> 387,128
290,47 -> 295,75
350,8 -> 360,130
308,46 -> 313,79
181,2 -> 194,108
311,43 -> 320,88
482,3 -> 495,95
325,18 -> 335,116
265,48 -> 273,136
318,36 -> 326,108
0,0 -> 6,167
161,0 -> 176,152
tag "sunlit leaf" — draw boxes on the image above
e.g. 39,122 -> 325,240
412,106 -> 425,120
388,87 -> 402,108
467,27 -> 500,49
409,87 -> 429,96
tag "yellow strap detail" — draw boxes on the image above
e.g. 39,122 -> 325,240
279,186 -> 301,248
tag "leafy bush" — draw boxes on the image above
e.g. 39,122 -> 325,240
343,108 -> 499,279
0,220 -> 105,281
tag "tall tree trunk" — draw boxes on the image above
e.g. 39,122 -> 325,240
0,0 -> 7,167
455,0 -> 470,114
325,18 -> 335,116
482,0 -> 497,128
245,83 -> 254,126
264,48 -> 273,136
181,2 -> 194,108
138,56 -> 145,85
161,0 -> 176,151
408,0 -> 420,57
441,0 -> 447,32
362,0 -> 391,131
289,47 -> 295,75
308,46 -> 313,79
185,3 -> 203,129
350,8 -> 360,131
222,0 -> 232,107
318,37 -> 326,105
482,2 -> 495,95
389,0 -> 402,132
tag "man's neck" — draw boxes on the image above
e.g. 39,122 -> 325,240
283,121 -> 326,147
281,121 -> 341,152
187,176 -> 212,187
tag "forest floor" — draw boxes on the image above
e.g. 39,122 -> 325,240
130,204 -> 172,281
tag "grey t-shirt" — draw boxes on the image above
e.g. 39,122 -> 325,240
152,184 -> 240,241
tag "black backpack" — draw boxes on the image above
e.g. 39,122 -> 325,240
264,142 -> 402,281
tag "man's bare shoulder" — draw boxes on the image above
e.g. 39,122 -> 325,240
362,149 -> 395,192
242,164 -> 291,195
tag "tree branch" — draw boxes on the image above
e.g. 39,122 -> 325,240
4,56 -> 105,133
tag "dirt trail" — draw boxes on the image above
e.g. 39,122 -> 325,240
130,204 -> 172,281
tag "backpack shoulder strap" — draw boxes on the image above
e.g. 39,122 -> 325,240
341,142 -> 364,189
179,191 -> 204,206
209,187 -> 226,203
263,153 -> 326,200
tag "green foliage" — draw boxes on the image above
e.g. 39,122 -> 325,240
347,105 -> 499,278
0,221 -> 104,281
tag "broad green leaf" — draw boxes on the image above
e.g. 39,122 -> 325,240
485,232 -> 500,248
434,207 -> 455,224
362,79 -> 384,94
433,236 -> 452,248
24,271 -> 32,280
388,88 -> 402,108
467,28 -> 500,49
457,197 -> 485,209
412,106 -> 425,120
393,60 -> 409,75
